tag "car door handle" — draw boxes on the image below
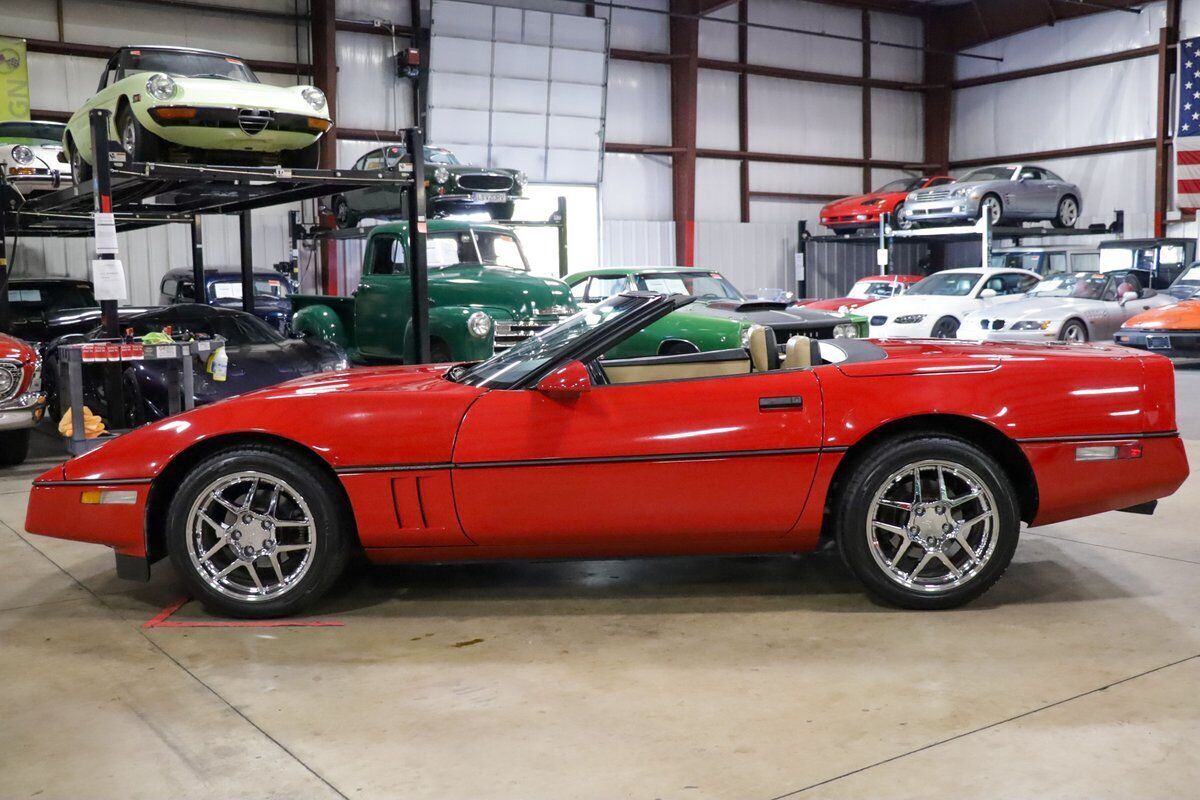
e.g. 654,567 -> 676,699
759,396 -> 804,411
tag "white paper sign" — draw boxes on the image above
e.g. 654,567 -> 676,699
876,248 -> 890,267
94,212 -> 119,255
92,259 -> 128,302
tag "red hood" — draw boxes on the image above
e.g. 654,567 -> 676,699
804,297 -> 874,312
0,333 -> 36,364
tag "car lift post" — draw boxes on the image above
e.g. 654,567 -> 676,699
405,127 -> 431,364
89,108 -> 125,425
190,216 -> 207,306
239,188 -> 255,315
556,196 -> 568,278
0,176 -> 9,333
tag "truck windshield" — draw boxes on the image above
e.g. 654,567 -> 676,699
427,230 -> 528,271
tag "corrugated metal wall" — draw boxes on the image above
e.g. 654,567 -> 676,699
803,238 -> 931,299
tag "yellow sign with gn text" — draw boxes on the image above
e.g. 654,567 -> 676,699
0,37 -> 31,121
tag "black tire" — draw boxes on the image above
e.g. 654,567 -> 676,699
333,196 -> 358,229
67,137 -> 92,184
430,340 -> 453,362
282,140 -> 321,169
979,194 -> 1003,226
835,435 -> 1020,610
122,370 -> 147,429
165,444 -> 352,618
0,429 -> 31,467
117,104 -> 162,164
931,316 -> 960,338
893,202 -> 913,230
1054,196 -> 1079,228
1059,318 -> 1088,343
488,201 -> 516,220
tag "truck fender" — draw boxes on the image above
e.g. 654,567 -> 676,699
406,306 -> 495,362
291,304 -> 349,348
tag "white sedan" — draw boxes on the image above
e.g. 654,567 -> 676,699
865,267 -> 1041,339
958,270 -> 1174,343
0,120 -> 71,195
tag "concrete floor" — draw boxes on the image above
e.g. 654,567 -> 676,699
2,365 -> 1199,799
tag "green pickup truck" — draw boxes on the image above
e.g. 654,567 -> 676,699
291,220 -> 576,363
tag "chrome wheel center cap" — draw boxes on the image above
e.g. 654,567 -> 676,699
230,514 -> 276,560
912,504 -> 955,549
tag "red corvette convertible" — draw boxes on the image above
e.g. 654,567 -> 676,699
821,175 -> 954,233
26,293 -> 1188,617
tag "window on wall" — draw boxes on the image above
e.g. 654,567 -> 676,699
517,184 -> 600,279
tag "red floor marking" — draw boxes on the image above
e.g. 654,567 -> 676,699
142,596 -> 344,628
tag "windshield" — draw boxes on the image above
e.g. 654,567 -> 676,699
990,253 -> 1044,272
426,230 -> 527,270
122,49 -> 258,82
960,166 -> 1015,182
1168,264 -> 1200,299
847,279 -> 903,300
634,272 -> 743,300
425,147 -> 460,165
457,295 -> 647,389
906,272 -> 981,297
6,282 -> 97,317
209,277 -> 291,301
1030,271 -> 1109,300
877,177 -> 922,193
0,121 -> 65,146
121,310 -> 282,345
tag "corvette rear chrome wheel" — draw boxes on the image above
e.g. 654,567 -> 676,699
186,471 -> 317,602
865,460 -> 999,594
167,444 -> 351,618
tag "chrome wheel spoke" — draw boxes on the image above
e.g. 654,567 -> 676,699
874,521 -> 907,536
274,543 -> 311,553
201,537 -> 229,561
909,552 -> 934,581
948,490 -> 982,509
890,538 -> 912,567
268,553 -> 285,584
214,561 -> 240,581
911,469 -> 923,503
954,534 -> 978,561
937,466 -> 949,501
211,492 -> 240,515
265,484 -> 282,519
273,519 -> 311,528
245,563 -> 264,591
878,499 -> 912,512
937,552 -> 962,579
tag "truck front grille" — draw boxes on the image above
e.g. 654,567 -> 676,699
493,316 -> 571,353
459,173 -> 514,192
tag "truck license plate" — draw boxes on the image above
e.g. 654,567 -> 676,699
472,192 -> 507,203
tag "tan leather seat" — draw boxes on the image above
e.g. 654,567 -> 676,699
747,325 -> 779,372
783,335 -> 813,370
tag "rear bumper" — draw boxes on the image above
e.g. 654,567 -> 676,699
24,480 -> 150,557
1023,434 -> 1189,527
1115,329 -> 1200,359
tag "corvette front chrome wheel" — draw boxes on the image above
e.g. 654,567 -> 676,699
166,444 -> 351,618
835,436 -> 1020,609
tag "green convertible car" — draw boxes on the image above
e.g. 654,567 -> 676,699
65,45 -> 332,179
565,267 -> 867,358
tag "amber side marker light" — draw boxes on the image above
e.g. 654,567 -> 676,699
150,107 -> 198,121
81,490 -> 139,505
307,117 -> 331,131
1075,443 -> 1143,462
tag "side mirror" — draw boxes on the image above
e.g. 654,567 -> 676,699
980,288 -> 998,298
1121,291 -> 1138,305
536,360 -> 591,397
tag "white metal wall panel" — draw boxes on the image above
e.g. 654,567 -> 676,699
605,61 -> 671,145
5,3 -> 58,39
747,0 -> 861,78
951,56 -> 1156,162
696,69 -> 739,150
1039,150 -> 1156,237
956,2 -> 1166,81
597,0 -> 669,54
601,221 -> 675,267
429,0 -> 607,183
26,53 -> 107,114
337,0 -> 413,24
698,4 -> 739,61
748,161 -> 860,197
601,153 -> 672,220
695,158 -> 741,222
871,88 -> 922,164
747,76 -> 863,157
870,11 -> 922,84
749,199 -> 825,229
336,31 -> 416,133
694,222 -> 798,294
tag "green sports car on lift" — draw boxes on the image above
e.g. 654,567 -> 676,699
64,45 -> 332,180
565,267 -> 867,358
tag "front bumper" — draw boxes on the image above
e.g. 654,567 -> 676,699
5,168 -> 69,194
0,392 -> 47,431
957,323 -> 1059,343
901,196 -> 980,224
821,209 -> 883,229
1114,329 -> 1200,358
140,104 -> 328,153
25,479 -> 151,557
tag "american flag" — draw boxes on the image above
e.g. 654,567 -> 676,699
1177,37 -> 1200,209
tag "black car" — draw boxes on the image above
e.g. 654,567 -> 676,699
159,267 -> 298,334
3,278 -> 99,342
332,144 -> 525,227
45,304 -> 347,426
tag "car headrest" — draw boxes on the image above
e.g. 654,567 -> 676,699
783,335 -> 813,370
747,325 -> 779,372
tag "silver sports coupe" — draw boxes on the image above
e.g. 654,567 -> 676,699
958,269 -> 1173,343
900,164 -> 1083,228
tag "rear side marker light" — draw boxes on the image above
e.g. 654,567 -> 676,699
1075,443 -> 1143,462
81,490 -> 138,505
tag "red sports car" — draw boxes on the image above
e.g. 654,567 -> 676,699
1,332 -> 46,466
798,274 -> 923,313
25,293 -> 1188,617
821,176 -> 954,233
